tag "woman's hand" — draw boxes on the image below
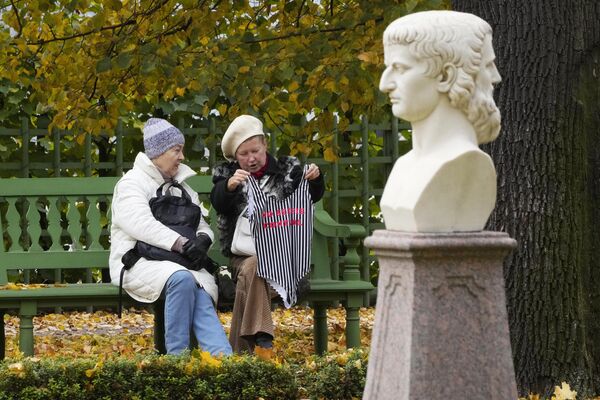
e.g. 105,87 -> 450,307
304,163 -> 320,181
227,169 -> 251,191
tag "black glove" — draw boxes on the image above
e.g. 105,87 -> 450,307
199,256 -> 220,274
182,233 -> 212,262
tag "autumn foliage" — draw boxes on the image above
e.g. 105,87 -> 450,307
0,0 -> 448,157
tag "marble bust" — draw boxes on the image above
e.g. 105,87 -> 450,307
379,10 -> 502,232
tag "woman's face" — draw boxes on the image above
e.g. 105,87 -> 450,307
235,136 -> 267,173
152,145 -> 185,177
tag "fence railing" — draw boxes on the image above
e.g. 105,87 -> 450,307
0,115 -> 411,302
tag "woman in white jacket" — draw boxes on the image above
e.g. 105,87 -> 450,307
109,118 -> 232,356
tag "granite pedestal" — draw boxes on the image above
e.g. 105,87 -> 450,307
363,230 -> 517,400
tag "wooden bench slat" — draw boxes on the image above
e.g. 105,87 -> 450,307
4,198 -> 21,257
25,198 -> 43,252
0,251 -> 109,269
46,196 -> 63,251
0,177 -> 119,196
66,195 -> 83,250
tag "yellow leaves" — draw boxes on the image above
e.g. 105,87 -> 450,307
75,133 -> 87,146
216,104 -> 228,116
335,352 -> 349,366
238,65 -> 250,73
294,142 -> 312,156
183,360 -> 195,375
552,382 -> 577,400
288,81 -> 300,92
7,362 -> 25,376
184,349 -> 223,373
0,283 -> 58,290
521,382 -> 583,400
324,80 -> 336,92
85,357 -> 105,379
136,359 -> 151,370
135,336 -> 148,348
199,36 -> 210,46
323,147 -> 337,162
175,87 -> 186,96
357,51 -> 380,65
1,283 -> 22,290
199,350 -> 222,368
254,346 -> 274,361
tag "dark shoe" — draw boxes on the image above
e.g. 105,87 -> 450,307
255,332 -> 273,349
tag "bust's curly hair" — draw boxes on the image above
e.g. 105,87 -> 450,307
383,11 -> 501,144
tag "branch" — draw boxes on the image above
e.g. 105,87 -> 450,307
295,0 -> 306,28
27,0 -> 170,46
242,16 -> 384,44
88,77 -> 98,102
263,109 -> 288,138
9,0 -> 23,38
28,20 -> 136,45
161,17 -> 192,38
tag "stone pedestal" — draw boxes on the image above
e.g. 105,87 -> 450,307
363,230 -> 517,400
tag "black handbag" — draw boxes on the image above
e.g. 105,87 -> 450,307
135,181 -> 201,268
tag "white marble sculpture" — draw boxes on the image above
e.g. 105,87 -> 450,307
379,10 -> 502,232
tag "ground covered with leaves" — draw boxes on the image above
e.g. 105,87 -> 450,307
3,306 -> 374,361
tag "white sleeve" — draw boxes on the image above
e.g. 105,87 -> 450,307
112,178 -> 181,250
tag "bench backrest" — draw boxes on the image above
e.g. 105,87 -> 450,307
0,176 -> 227,285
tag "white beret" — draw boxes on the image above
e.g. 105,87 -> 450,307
221,115 -> 265,161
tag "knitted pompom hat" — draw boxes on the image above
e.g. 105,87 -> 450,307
143,118 -> 185,159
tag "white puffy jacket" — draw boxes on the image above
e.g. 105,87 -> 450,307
109,152 -> 217,304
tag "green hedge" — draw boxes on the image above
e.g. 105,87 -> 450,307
0,349 -> 368,400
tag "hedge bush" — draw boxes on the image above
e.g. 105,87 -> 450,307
0,348 -> 368,400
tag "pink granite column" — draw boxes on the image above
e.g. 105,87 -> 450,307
363,230 -> 517,400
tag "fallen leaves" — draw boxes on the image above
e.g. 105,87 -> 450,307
2,306 -> 374,363
518,382 -> 599,400
0,283 -> 66,290
552,383 -> 577,400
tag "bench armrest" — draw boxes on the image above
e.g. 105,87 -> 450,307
313,202 -> 367,239
313,207 -> 351,238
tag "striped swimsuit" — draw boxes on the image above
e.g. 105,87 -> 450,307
245,170 -> 313,308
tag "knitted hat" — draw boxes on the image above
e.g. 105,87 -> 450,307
221,115 -> 265,161
143,118 -> 185,159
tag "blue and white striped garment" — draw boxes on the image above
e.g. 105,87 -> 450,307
246,169 -> 313,308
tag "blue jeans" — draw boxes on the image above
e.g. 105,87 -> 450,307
163,270 -> 232,356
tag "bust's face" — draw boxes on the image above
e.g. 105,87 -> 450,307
379,44 -> 442,122
476,35 -> 501,102
469,34 -> 502,143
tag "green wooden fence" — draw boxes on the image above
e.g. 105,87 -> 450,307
0,116 -> 411,301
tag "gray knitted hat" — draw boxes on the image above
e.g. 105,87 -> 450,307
143,118 -> 185,159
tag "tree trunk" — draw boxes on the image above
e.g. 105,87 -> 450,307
451,1 -> 600,396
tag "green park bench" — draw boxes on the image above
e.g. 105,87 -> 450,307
0,176 -> 373,359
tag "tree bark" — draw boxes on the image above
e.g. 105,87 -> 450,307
451,1 -> 600,396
